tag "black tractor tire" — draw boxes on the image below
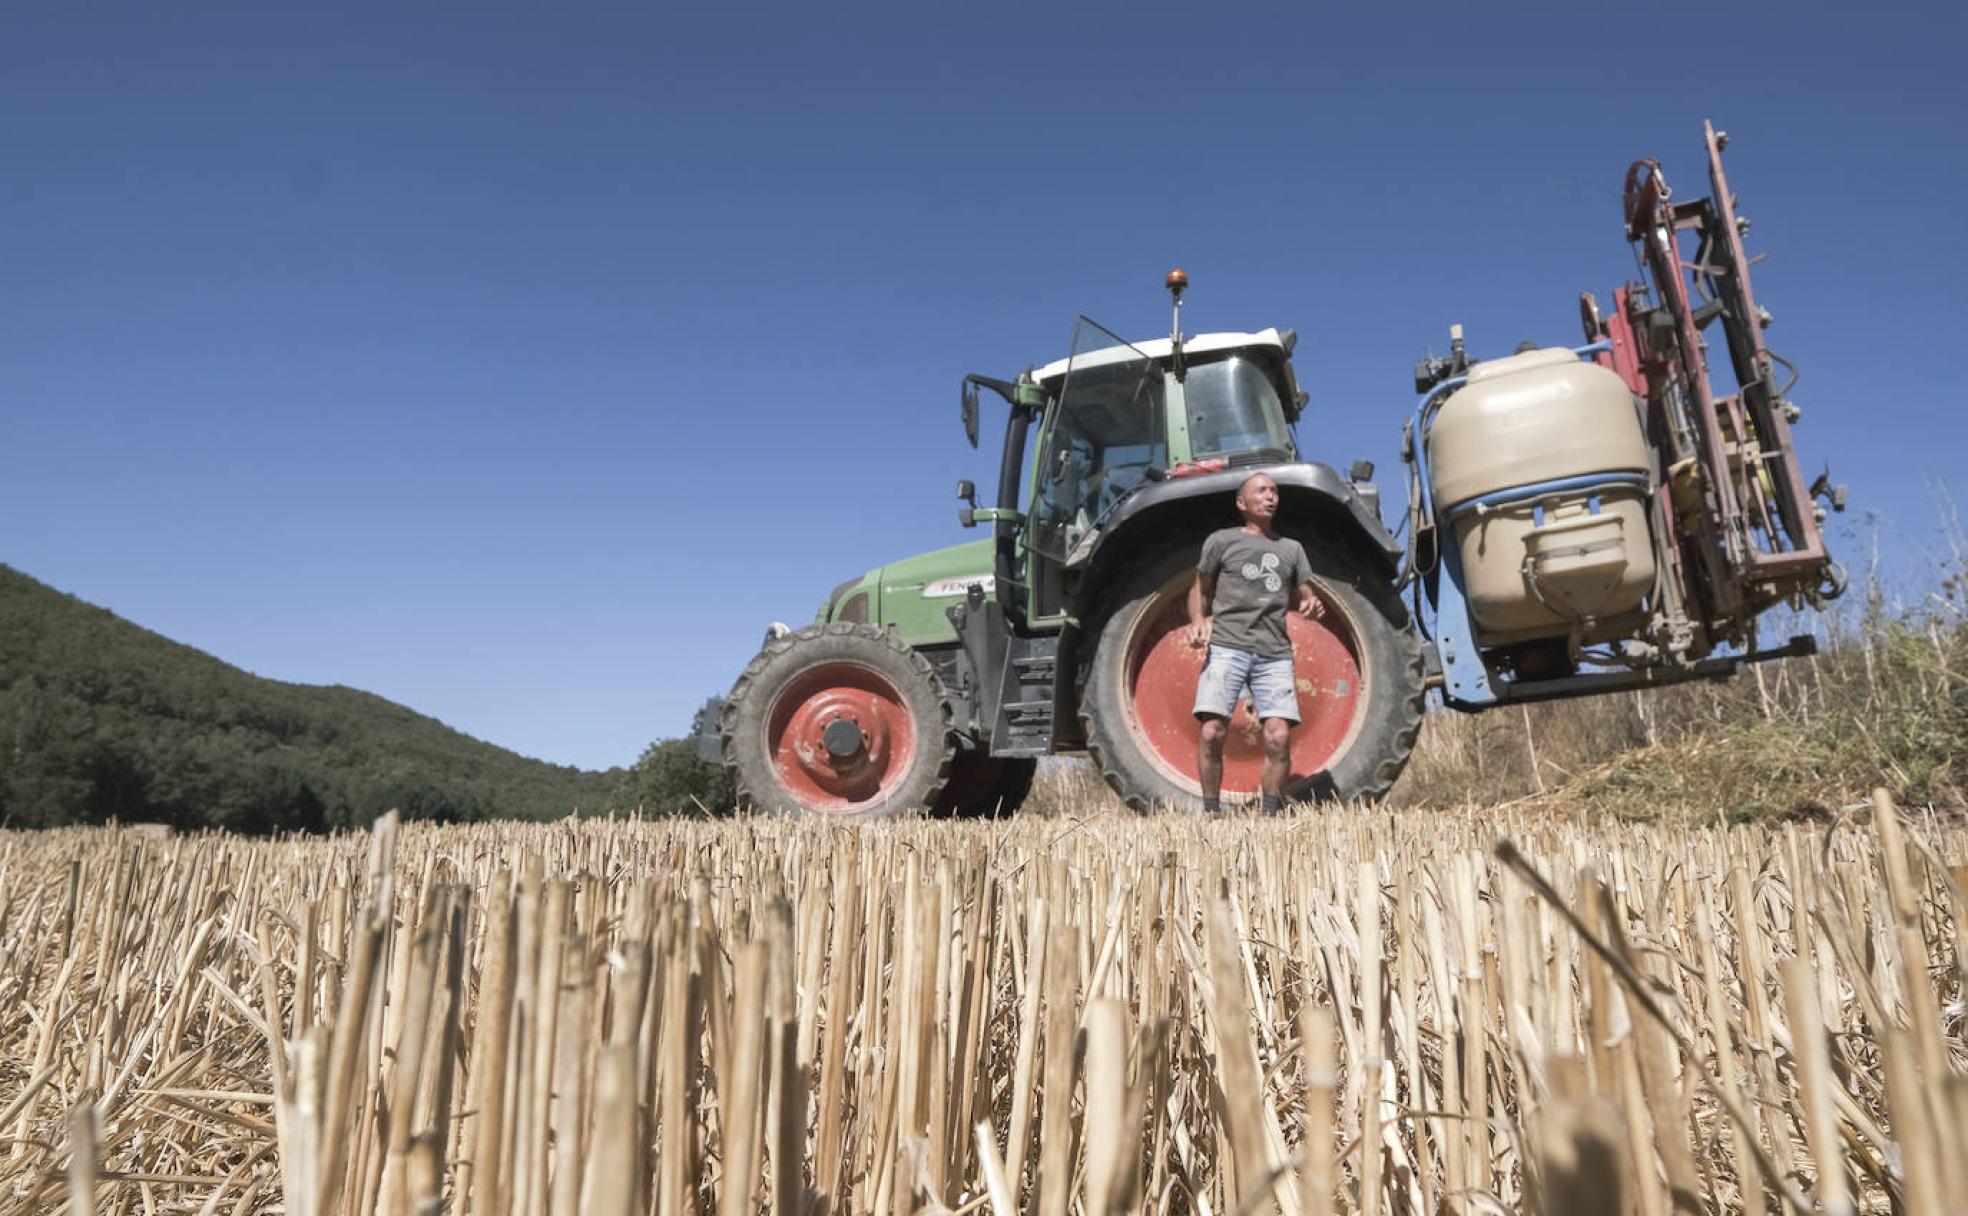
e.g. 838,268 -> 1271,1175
1079,536 -> 1424,811
720,622 -> 954,819
934,752 -> 1038,819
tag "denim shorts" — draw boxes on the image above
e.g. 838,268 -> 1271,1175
1193,645 -> 1300,723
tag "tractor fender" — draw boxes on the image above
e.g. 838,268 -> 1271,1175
1077,461 -> 1399,603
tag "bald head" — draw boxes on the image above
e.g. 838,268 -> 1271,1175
1235,472 -> 1280,531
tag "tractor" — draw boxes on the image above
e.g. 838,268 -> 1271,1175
700,122 -> 1845,817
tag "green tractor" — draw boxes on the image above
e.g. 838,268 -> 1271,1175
705,272 -> 1425,816
701,125 -> 1845,818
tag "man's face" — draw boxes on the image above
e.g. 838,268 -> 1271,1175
1235,474 -> 1279,526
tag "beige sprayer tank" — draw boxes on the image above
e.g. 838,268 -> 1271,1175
1427,348 -> 1657,642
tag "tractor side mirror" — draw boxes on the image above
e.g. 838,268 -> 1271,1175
963,374 -> 1026,448
961,380 -> 980,448
957,479 -> 978,527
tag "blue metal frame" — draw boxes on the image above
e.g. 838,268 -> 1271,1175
1427,521 -> 1498,705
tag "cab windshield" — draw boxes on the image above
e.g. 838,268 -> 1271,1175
1183,354 -> 1296,461
1030,318 -> 1167,560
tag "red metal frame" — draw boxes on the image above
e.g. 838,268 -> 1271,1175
1588,121 -> 1831,641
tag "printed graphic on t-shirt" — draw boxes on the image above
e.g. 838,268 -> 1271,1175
1240,552 -> 1283,592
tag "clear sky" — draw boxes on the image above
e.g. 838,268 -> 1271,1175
4,3 -> 1962,771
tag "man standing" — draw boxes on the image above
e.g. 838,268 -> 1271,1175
1185,472 -> 1324,814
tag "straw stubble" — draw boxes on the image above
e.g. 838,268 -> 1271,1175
11,791 -> 1963,1215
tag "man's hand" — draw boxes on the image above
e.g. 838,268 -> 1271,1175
1187,570 -> 1216,650
1295,585 -> 1327,620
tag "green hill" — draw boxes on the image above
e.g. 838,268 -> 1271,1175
0,565 -> 625,831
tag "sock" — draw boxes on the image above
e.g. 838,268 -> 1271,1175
1261,794 -> 1283,815
1202,797 -> 1222,814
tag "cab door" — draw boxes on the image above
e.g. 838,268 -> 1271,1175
1025,318 -> 1170,622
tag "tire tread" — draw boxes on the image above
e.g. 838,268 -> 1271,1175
719,623 -> 955,818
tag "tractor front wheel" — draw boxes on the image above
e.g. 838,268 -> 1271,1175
722,623 -> 954,818
1080,538 -> 1423,811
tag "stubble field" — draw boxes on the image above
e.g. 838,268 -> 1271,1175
0,792 -> 1961,1216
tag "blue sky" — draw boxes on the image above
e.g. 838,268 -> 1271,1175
4,3 -> 1962,771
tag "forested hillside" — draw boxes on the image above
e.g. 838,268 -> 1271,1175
0,566 -> 626,830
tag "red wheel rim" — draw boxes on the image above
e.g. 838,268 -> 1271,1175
1123,573 -> 1367,799
764,661 -> 919,813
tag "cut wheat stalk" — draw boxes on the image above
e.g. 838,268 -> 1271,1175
3,800 -> 1964,1214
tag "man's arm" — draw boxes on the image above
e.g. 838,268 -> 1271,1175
1288,541 -> 1324,618
1186,571 -> 1216,648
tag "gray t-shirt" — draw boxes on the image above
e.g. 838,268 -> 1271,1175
1198,528 -> 1310,660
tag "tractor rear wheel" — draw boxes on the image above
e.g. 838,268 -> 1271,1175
933,752 -> 1037,818
721,622 -> 954,818
1080,538 -> 1423,811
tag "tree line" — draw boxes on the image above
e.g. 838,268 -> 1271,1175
0,566 -> 729,831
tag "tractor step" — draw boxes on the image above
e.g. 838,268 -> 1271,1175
991,635 -> 1059,758
1011,654 -> 1054,681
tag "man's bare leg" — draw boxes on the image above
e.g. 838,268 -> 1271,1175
1260,717 -> 1292,814
1197,716 -> 1228,811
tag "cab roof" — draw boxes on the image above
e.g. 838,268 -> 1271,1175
1032,328 -> 1292,384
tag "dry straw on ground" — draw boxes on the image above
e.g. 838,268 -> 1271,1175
0,791 -> 1962,1214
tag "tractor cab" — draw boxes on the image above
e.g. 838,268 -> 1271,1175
1027,325 -> 1304,559
967,309 -> 1312,626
